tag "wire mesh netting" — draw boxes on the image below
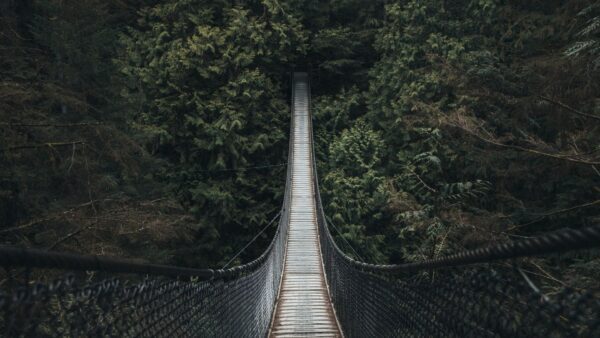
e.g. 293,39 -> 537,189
320,253 -> 599,337
1,267 -> 269,336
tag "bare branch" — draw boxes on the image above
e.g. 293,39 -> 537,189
448,123 -> 600,165
4,141 -> 85,151
0,198 -> 119,234
406,167 -> 437,193
539,95 -> 600,121
47,226 -> 90,250
507,199 -> 600,231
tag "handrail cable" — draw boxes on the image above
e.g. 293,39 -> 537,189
327,223 -> 600,274
0,245 -> 215,279
221,210 -> 282,269
197,163 -> 287,173
325,217 -> 364,261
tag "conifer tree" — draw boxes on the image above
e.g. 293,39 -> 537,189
121,0 -> 307,266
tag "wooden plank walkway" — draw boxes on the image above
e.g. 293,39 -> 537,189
269,74 -> 342,337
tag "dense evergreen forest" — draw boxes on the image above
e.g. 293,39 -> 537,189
1,0 -> 598,289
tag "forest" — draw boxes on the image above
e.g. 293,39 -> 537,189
1,0 -> 598,293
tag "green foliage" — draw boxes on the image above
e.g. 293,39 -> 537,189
566,3 -> 600,68
121,0 -> 307,266
322,120 -> 390,262
313,0 -> 599,283
1,0 -> 598,287
30,1 -> 115,89
368,0 -> 498,147
313,87 -> 362,133
0,0 -> 195,264
311,27 -> 363,74
299,0 -> 385,92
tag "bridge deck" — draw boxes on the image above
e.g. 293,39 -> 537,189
269,75 -> 342,337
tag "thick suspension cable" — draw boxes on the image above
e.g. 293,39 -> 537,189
0,246 -> 214,279
340,224 -> 600,274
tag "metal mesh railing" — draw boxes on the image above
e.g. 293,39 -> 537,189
306,77 -> 600,337
0,258 -> 281,337
315,197 -> 600,336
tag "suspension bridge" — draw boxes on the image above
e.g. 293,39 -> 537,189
0,73 -> 599,337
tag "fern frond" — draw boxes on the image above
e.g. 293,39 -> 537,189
411,151 -> 442,170
438,180 -> 491,203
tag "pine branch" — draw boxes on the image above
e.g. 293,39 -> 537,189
406,168 -> 437,193
450,123 -> 600,166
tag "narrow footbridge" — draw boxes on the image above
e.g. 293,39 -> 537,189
0,73 -> 599,337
